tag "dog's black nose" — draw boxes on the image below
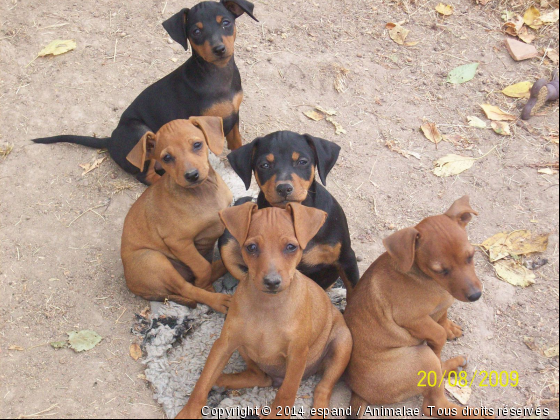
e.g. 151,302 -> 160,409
276,184 -> 293,198
185,170 -> 200,182
213,45 -> 226,56
263,275 -> 281,291
467,290 -> 482,302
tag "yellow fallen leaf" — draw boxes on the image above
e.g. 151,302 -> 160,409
467,116 -> 487,128
315,106 -> 336,116
544,344 -> 559,358
491,121 -> 511,136
502,81 -> 533,98
544,48 -> 559,64
494,259 -> 535,287
421,122 -> 443,144
303,110 -> 324,121
386,22 -> 409,45
445,382 -> 472,405
433,154 -> 475,177
129,343 -> 142,361
517,26 -> 535,44
523,6 -> 542,29
503,15 -> 524,36
435,3 -> 454,16
38,39 -> 76,57
79,156 -> 107,176
326,117 -> 346,135
481,230 -> 550,262
480,104 -> 516,121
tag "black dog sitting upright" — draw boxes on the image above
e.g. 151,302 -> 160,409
219,131 -> 360,291
32,0 -> 257,185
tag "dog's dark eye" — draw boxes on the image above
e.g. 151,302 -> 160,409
285,244 -> 298,253
260,162 -> 270,170
297,159 -> 308,166
163,154 -> 173,163
246,244 -> 258,254
193,142 -> 203,151
222,19 -> 231,27
192,28 -> 202,37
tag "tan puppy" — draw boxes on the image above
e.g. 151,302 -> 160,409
121,117 -> 232,313
176,203 -> 353,419
345,196 -> 491,419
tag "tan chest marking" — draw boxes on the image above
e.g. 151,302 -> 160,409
202,92 -> 243,119
302,243 -> 342,267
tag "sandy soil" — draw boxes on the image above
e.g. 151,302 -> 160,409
1,0 -> 558,418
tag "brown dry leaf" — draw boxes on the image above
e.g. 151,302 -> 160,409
326,117 -> 346,135
435,3 -> 454,16
491,121 -> 511,136
38,40 -> 76,57
129,343 -> 142,361
303,110 -> 324,121
385,141 -> 421,160
502,81 -> 533,98
523,336 -> 540,351
421,122 -> 443,144
481,230 -> 550,262
480,104 -> 516,121
523,6 -> 542,29
8,345 -> 25,351
79,156 -> 107,176
503,15 -> 524,36
517,26 -> 536,43
445,382 -> 472,405
544,344 -> 559,358
544,48 -> 559,64
386,22 -> 414,46
494,260 -> 536,287
433,154 -> 475,177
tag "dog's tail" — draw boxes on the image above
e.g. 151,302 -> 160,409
33,135 -> 110,149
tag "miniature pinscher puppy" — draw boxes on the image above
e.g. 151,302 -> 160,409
344,196 -> 492,419
33,0 -> 258,185
219,131 -> 359,291
176,203 -> 353,419
121,117 -> 232,313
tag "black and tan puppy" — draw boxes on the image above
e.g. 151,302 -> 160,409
219,131 -> 359,291
33,0 -> 258,185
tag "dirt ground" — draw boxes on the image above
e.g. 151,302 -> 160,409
1,0 -> 559,418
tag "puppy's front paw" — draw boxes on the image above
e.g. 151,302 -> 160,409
210,293 -> 232,314
444,319 -> 463,340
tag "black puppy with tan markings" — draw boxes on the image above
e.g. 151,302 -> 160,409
33,0 -> 258,185
219,131 -> 360,291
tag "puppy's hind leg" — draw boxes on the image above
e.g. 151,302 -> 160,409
347,392 -> 367,419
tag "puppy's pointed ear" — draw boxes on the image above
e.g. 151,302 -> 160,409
221,0 -> 258,21
220,202 -> 258,246
162,8 -> 190,50
445,195 -> 478,228
126,132 -> 157,170
287,203 -> 327,250
304,134 -> 341,186
190,116 -> 225,155
383,227 -> 420,273
227,138 -> 258,190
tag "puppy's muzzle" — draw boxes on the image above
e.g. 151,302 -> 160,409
263,273 -> 282,292
276,183 -> 294,198
185,169 -> 200,183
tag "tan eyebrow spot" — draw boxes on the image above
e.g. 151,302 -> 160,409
216,15 -> 223,23
196,22 -> 204,29
431,262 -> 443,272
292,152 -> 300,161
266,154 -> 275,163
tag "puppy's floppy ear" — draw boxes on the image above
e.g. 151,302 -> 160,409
304,134 -> 341,186
287,203 -> 327,250
162,8 -> 189,50
445,195 -> 478,228
126,132 -> 157,170
227,138 -> 258,190
219,202 -> 258,246
383,227 -> 420,273
221,0 -> 259,21
190,116 -> 225,155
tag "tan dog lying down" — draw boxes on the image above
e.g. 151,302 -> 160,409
345,196 -> 492,419
176,203 -> 353,419
121,117 -> 232,313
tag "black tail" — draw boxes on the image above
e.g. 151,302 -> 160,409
33,135 -> 110,149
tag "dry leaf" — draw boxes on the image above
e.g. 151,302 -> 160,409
480,104 -> 516,121
481,230 -> 550,262
494,259 -> 536,287
326,117 -> 346,135
129,343 -> 142,361
523,336 -> 540,351
523,6 -> 542,29
8,345 -> 25,351
491,121 -> 511,136
38,39 -> 76,57
467,116 -> 487,128
421,122 -> 443,144
385,141 -> 421,160
303,110 -> 324,121
315,106 -> 336,116
67,330 -> 103,352
540,9 -> 559,24
502,81 -> 533,98
445,382 -> 472,405
334,67 -> 349,93
544,48 -> 559,64
433,154 -> 475,177
79,156 -> 107,176
503,15 -> 524,36
544,344 -> 559,358
517,26 -> 536,44
538,167 -> 558,175
385,23 -> 417,46
435,3 -> 454,15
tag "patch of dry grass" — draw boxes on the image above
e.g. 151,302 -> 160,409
0,143 -> 14,159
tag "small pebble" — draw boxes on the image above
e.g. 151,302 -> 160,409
167,37 -> 174,44
246,46 -> 252,51
545,146 -> 552,152
357,256 -> 363,262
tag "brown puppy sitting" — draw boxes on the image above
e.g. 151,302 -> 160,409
345,196 -> 491,419
121,117 -> 232,313
176,203 -> 353,419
